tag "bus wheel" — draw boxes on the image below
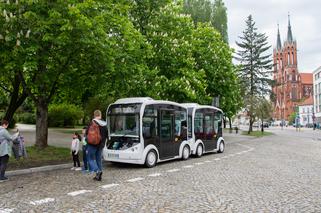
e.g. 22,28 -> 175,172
218,141 -> 225,153
145,150 -> 157,168
182,145 -> 190,160
196,144 -> 203,158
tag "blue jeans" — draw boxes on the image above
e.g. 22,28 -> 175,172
87,145 -> 103,172
82,145 -> 89,171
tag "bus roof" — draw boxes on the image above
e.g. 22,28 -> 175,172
113,97 -> 186,109
181,103 -> 223,113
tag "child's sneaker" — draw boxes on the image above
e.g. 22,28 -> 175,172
75,167 -> 82,171
70,167 -> 75,170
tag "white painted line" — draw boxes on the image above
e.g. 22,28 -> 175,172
222,156 -> 229,159
166,169 -> 180,173
204,160 -> 212,163
182,165 -> 194,168
214,158 -> 221,161
195,162 -> 204,165
236,152 -> 243,155
67,190 -> 92,196
148,173 -> 162,177
126,177 -> 144,182
30,198 -> 55,206
101,183 -> 119,189
0,208 -> 15,213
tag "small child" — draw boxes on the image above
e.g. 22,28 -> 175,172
71,132 -> 81,170
82,127 -> 89,172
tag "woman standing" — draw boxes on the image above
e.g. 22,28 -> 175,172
0,120 -> 12,181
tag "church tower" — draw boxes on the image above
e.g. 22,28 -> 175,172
273,15 -> 300,121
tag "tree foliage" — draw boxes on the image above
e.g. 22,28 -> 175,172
235,15 -> 273,133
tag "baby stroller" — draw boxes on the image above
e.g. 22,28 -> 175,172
12,130 -> 28,160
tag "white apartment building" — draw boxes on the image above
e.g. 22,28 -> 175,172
313,66 -> 321,125
298,97 -> 313,127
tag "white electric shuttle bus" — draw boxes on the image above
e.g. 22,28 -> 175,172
182,103 -> 225,157
105,97 -> 192,167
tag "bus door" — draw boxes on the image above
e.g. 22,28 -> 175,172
214,111 -> 223,149
159,109 -> 175,159
203,112 -> 216,151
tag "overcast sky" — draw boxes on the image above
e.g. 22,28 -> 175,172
225,0 -> 321,72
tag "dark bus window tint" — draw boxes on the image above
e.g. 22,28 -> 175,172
194,112 -> 204,139
160,112 -> 172,140
174,111 -> 187,140
204,114 -> 214,139
214,112 -> 222,134
143,117 -> 157,138
188,115 -> 192,138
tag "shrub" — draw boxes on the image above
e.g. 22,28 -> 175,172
17,112 -> 36,124
48,103 -> 84,127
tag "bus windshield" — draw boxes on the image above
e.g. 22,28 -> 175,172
109,114 -> 139,137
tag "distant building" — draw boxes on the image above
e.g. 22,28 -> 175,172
298,96 -> 313,127
272,15 -> 313,122
313,66 -> 321,125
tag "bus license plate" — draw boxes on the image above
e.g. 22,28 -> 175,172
108,153 -> 119,158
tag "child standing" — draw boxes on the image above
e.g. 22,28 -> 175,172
82,127 -> 89,172
71,132 -> 81,170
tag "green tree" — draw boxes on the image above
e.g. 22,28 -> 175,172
235,15 -> 273,134
211,0 -> 228,43
0,0 -> 135,148
192,23 -> 241,114
253,97 -> 273,132
183,0 -> 228,43
146,2 -> 208,103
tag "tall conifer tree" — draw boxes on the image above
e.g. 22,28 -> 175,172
236,15 -> 272,133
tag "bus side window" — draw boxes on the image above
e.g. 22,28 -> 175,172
194,112 -> 204,139
214,112 -> 221,134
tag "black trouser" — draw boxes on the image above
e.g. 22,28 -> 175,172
0,154 -> 9,178
72,151 -> 80,167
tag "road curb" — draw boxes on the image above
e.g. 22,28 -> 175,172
7,163 -> 71,176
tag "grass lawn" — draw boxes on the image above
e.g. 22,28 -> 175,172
8,146 -> 77,171
242,130 -> 273,137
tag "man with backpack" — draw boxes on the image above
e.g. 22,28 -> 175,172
86,110 -> 108,181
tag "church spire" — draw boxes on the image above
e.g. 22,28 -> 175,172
277,23 -> 282,50
287,13 -> 293,43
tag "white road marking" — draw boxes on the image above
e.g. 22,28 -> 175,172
195,162 -> 204,165
182,165 -> 194,168
0,208 -> 15,213
148,173 -> 162,177
30,198 -> 55,206
101,183 -> 119,189
204,160 -> 212,163
236,152 -> 243,155
166,169 -> 180,173
67,190 -> 92,196
126,177 -> 144,182
222,156 -> 229,159
214,158 -> 221,161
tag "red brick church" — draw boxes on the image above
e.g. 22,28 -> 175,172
272,16 -> 313,121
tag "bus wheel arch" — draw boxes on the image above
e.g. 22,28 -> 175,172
145,149 -> 158,168
196,143 -> 203,158
218,140 -> 225,153
181,145 -> 190,160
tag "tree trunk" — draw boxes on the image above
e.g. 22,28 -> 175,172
248,115 -> 253,134
261,115 -> 264,133
4,75 -> 28,125
223,116 -> 226,128
35,99 -> 49,149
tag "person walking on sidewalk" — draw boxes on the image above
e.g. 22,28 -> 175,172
0,120 -> 12,181
81,126 -> 90,172
71,132 -> 81,170
86,110 -> 107,181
